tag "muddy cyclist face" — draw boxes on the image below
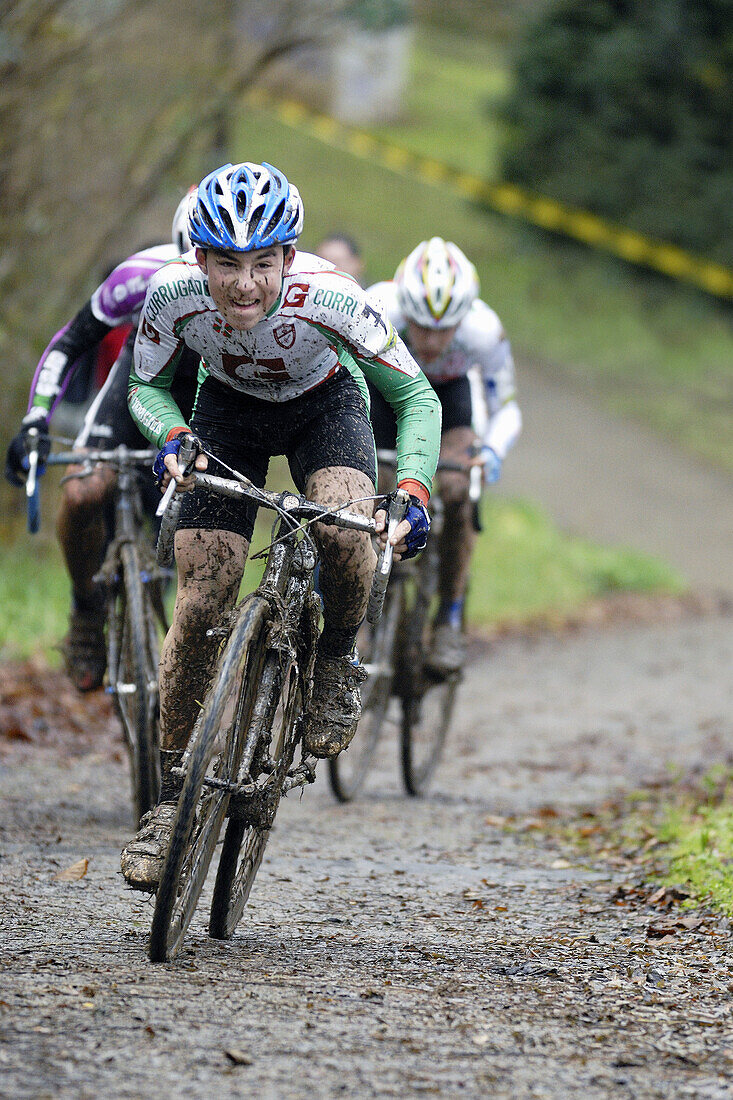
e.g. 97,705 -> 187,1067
197,245 -> 295,331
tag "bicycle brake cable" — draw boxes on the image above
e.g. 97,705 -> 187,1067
250,494 -> 385,560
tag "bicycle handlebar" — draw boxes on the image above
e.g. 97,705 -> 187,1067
22,441 -> 158,535
155,455 -> 407,623
45,448 -> 158,466
376,448 -> 470,476
376,447 -> 484,529
25,428 -> 40,533
194,473 -> 376,533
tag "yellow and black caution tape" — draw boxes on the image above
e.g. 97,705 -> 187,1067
247,90 -> 733,301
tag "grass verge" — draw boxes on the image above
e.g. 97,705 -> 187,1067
237,26 -> 733,473
554,768 -> 733,916
658,780 -> 733,914
0,489 -> 685,663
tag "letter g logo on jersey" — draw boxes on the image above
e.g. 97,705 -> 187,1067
283,283 -> 309,309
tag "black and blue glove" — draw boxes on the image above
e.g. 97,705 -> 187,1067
153,439 -> 185,486
386,492 -> 430,559
5,413 -> 51,487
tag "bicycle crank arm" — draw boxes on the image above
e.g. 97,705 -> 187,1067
283,755 -> 318,792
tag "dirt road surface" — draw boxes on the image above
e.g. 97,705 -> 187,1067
3,360 -> 733,1098
500,361 -> 733,597
2,608 -> 732,1099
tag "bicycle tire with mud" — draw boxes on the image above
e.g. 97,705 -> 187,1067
149,596 -> 269,962
399,548 -> 459,797
328,578 -> 403,803
116,542 -> 160,821
209,635 -> 304,938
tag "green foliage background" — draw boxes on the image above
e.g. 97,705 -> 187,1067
501,0 -> 733,265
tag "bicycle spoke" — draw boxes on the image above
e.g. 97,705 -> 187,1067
209,652 -> 302,939
149,597 -> 269,962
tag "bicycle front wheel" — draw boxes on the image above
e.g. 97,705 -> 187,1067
209,642 -> 304,939
149,596 -> 269,962
115,542 -> 160,821
328,580 -> 402,803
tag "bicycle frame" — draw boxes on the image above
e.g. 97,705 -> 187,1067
36,445 -> 166,819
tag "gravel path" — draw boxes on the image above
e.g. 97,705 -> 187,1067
501,360 -> 733,597
2,610 -> 732,1099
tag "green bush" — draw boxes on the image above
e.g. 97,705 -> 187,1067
500,0 -> 733,265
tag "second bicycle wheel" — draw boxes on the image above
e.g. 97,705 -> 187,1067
401,669 -> 460,797
115,542 -> 160,821
149,596 -> 269,962
209,643 -> 303,940
398,557 -> 460,797
327,580 -> 402,802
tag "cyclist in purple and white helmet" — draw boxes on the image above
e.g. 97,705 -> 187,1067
120,162 -> 441,892
5,189 -> 200,692
368,237 -> 522,676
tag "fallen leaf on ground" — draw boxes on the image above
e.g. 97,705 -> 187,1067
54,858 -> 89,882
224,1048 -> 253,1065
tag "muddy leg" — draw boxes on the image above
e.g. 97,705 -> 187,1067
306,466 -> 376,656
159,528 -> 248,754
436,427 -> 476,608
56,465 -> 116,608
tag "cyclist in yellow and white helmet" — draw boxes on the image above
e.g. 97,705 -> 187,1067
367,237 -> 522,676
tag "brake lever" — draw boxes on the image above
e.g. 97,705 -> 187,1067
156,435 -> 198,518
367,488 -> 409,624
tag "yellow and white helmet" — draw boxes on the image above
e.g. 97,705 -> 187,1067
395,237 -> 479,329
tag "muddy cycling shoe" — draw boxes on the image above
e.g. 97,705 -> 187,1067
425,622 -> 466,677
303,654 -> 368,758
61,606 -> 106,693
120,801 -> 178,892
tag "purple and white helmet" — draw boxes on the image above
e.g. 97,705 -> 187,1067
395,237 -> 479,329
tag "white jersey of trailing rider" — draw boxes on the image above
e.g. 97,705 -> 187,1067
367,279 -> 521,460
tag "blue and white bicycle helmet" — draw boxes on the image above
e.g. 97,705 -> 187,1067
395,237 -> 479,329
188,162 -> 304,252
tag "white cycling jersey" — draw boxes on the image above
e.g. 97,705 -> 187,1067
134,252 -> 421,404
129,250 -> 442,494
367,280 -> 521,460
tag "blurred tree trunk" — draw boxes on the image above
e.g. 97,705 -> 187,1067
0,0 -> 348,497
0,0 -> 362,531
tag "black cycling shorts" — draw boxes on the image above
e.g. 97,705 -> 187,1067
368,374 -> 472,449
178,369 -> 377,542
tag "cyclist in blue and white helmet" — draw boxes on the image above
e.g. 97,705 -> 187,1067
120,161 -> 442,891
188,161 -> 303,252
184,162 -> 304,334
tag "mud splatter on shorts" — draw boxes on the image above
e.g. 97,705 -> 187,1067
178,370 -> 377,541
